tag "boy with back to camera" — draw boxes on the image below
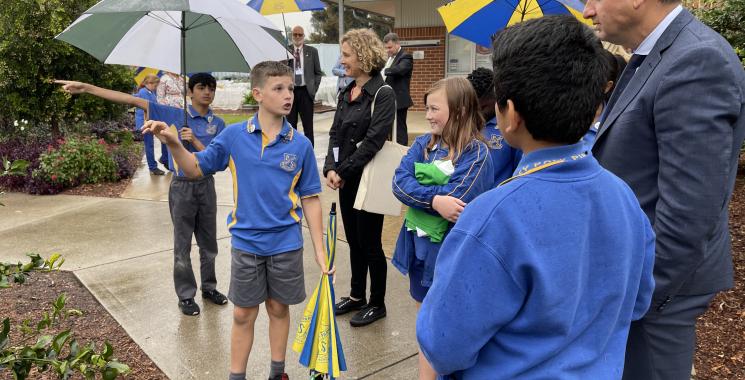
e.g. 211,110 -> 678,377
416,16 -> 656,379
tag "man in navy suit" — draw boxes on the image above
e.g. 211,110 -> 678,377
383,33 -> 413,146
583,0 -> 745,378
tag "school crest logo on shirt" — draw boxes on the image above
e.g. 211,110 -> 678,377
206,124 -> 217,135
488,134 -> 504,149
280,153 -> 298,172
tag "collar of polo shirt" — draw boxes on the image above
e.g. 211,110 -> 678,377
246,116 -> 295,142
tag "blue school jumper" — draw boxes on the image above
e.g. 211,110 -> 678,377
391,134 -> 493,296
481,117 -> 522,186
195,116 -> 322,256
416,142 -> 656,380
147,102 -> 226,176
135,88 -> 159,170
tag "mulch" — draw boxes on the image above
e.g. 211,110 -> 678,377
0,271 -> 167,380
61,177 -> 133,198
694,165 -> 745,379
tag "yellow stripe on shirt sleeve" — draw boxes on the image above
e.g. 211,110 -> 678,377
288,170 -> 302,222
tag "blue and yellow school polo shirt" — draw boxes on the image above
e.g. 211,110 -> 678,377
194,116 -> 322,256
482,117 -> 522,186
148,102 -> 226,176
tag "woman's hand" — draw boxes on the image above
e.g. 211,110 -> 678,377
325,170 -> 344,190
432,195 -> 466,223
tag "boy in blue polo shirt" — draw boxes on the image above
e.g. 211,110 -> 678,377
56,74 -> 229,317
142,61 -> 331,380
416,16 -> 655,379
466,67 -> 522,186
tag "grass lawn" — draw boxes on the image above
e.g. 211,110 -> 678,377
216,113 -> 253,125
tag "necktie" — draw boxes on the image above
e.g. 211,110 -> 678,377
294,48 -> 302,86
599,54 -> 646,124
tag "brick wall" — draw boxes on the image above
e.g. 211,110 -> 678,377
394,27 -> 447,111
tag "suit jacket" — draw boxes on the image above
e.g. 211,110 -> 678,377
384,49 -> 413,109
593,9 -> 745,309
288,44 -> 323,99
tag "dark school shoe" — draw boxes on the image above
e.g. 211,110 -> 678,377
178,298 -> 200,316
268,373 -> 289,380
150,168 -> 165,175
350,304 -> 386,327
202,289 -> 228,305
334,297 -> 366,315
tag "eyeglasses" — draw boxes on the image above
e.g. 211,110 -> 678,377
292,33 -> 304,37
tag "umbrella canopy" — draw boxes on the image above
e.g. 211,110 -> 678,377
438,0 -> 591,47
247,0 -> 326,15
293,203 -> 346,379
56,0 -> 288,75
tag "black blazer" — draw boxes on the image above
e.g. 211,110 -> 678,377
287,44 -> 323,98
384,49 -> 413,109
323,74 -> 396,180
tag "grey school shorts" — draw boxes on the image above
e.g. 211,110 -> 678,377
228,247 -> 306,308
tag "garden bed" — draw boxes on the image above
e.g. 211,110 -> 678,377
0,271 -> 167,380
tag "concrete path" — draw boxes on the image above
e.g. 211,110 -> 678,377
0,112 -> 433,380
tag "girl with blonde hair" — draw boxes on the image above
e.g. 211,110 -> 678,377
391,77 -> 494,379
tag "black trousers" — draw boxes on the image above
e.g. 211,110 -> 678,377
622,293 -> 716,380
396,107 -> 409,146
338,175 -> 387,307
169,175 -> 218,301
288,86 -> 315,146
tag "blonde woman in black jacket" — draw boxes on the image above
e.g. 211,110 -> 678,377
323,29 -> 396,327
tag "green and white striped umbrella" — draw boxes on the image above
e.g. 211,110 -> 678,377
55,0 -> 289,75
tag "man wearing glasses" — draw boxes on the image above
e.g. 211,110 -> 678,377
287,25 -> 323,147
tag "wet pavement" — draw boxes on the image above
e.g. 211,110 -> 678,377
0,112 -> 433,379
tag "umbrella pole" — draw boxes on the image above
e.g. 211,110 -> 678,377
282,12 -> 290,61
181,11 -> 188,130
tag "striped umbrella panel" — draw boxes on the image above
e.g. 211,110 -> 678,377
439,0 -> 591,47
247,0 -> 326,15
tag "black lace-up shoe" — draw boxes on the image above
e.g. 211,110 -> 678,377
202,289 -> 228,305
350,304 -> 386,327
178,298 -> 200,316
334,297 -> 366,315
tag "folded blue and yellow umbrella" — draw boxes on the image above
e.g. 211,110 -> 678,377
438,0 -> 591,47
247,0 -> 325,16
293,203 -> 346,379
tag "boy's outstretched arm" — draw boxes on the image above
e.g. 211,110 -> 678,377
55,80 -> 148,110
142,120 -> 201,178
301,196 -> 335,276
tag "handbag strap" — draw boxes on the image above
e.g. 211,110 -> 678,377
371,84 -> 398,143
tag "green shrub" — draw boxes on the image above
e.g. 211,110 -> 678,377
0,0 -> 133,135
243,91 -> 258,106
33,138 -> 118,188
695,0 -> 745,67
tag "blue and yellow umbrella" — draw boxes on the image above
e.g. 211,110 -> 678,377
293,203 -> 346,380
133,67 -> 163,86
438,0 -> 591,47
247,0 -> 325,16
